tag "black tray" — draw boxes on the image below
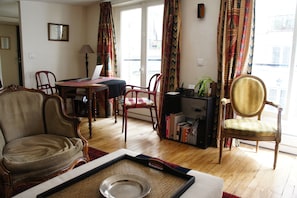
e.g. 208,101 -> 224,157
37,154 -> 195,198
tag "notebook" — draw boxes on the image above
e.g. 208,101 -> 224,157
91,64 -> 103,80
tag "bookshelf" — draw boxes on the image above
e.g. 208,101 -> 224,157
163,92 -> 215,149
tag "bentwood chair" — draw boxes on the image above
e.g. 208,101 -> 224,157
35,70 -> 79,115
121,73 -> 162,141
219,75 -> 282,169
35,70 -> 57,95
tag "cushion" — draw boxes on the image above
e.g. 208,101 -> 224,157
125,97 -> 154,107
224,119 -> 277,137
3,134 -> 83,173
0,91 -> 45,142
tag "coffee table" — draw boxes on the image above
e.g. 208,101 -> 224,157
13,149 -> 223,198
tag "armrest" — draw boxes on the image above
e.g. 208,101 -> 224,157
0,128 -> 4,159
266,101 -> 282,110
125,84 -> 148,91
43,95 -> 81,138
220,98 -> 231,124
221,98 -> 230,106
124,89 -> 156,102
266,101 -> 283,139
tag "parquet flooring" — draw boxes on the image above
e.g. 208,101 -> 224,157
79,116 -> 297,198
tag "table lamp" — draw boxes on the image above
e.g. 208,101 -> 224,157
80,44 -> 94,77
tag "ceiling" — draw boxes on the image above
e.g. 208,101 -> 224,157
0,0 -> 140,24
0,0 -> 102,24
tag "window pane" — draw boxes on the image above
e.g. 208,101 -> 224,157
252,0 -> 296,113
146,5 -> 163,86
120,8 -> 141,86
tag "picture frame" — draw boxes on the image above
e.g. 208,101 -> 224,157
0,36 -> 10,50
48,23 -> 69,41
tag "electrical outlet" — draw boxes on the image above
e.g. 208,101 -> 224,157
188,84 -> 195,89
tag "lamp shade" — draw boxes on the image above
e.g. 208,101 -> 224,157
80,44 -> 94,54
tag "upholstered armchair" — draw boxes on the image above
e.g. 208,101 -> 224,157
0,85 -> 89,197
219,75 -> 282,169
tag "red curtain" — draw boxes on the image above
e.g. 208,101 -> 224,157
216,0 -> 255,146
97,2 -> 117,77
96,2 -> 117,117
159,0 -> 181,137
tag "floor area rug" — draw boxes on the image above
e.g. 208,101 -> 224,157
11,147 -> 240,198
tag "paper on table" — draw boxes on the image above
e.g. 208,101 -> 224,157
167,92 -> 180,95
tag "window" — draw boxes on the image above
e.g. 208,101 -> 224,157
252,0 -> 297,154
114,1 -> 164,87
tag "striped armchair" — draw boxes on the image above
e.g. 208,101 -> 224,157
219,75 -> 282,169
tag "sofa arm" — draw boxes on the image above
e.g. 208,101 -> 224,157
43,95 -> 81,138
0,128 -> 5,159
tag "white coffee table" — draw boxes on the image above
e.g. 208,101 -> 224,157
13,149 -> 224,198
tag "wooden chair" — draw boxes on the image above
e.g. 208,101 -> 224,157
121,73 -> 162,141
35,70 -> 57,94
219,75 -> 282,169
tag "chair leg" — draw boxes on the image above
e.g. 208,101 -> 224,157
149,108 -> 155,130
229,138 -> 232,151
114,97 -> 118,123
93,93 -> 96,121
153,106 -> 162,139
4,187 -> 12,198
256,141 -> 259,152
122,107 -> 125,133
273,142 -> 280,170
219,136 -> 224,164
122,108 -> 128,142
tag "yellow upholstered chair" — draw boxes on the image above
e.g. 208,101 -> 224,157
219,75 -> 282,169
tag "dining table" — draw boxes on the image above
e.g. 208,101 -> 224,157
56,77 -> 126,138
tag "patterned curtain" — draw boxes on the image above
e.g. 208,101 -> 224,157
216,0 -> 255,146
96,2 -> 117,117
159,0 -> 181,137
97,2 -> 117,77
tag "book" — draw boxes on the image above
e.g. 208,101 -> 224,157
169,112 -> 185,140
176,121 -> 187,141
165,115 -> 170,138
180,124 -> 191,143
186,120 -> 199,145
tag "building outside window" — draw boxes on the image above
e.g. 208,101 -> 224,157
114,1 -> 163,87
252,0 -> 297,154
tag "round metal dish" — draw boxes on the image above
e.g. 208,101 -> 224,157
99,174 -> 151,198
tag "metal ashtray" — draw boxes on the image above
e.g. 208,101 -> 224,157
99,174 -> 151,198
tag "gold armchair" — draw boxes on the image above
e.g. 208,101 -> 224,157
0,85 -> 89,197
219,75 -> 282,169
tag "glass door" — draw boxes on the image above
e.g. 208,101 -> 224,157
252,0 -> 297,154
120,8 -> 142,86
117,2 -> 163,87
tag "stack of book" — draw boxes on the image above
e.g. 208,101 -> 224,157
165,112 -> 198,145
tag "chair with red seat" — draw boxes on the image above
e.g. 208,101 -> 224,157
121,73 -> 162,141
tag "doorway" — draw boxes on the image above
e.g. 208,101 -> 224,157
0,23 -> 22,87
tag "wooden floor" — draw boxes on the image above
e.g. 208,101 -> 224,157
79,116 -> 297,198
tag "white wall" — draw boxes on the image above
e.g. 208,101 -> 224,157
18,0 -> 220,89
180,0 -> 220,88
19,1 -> 91,88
